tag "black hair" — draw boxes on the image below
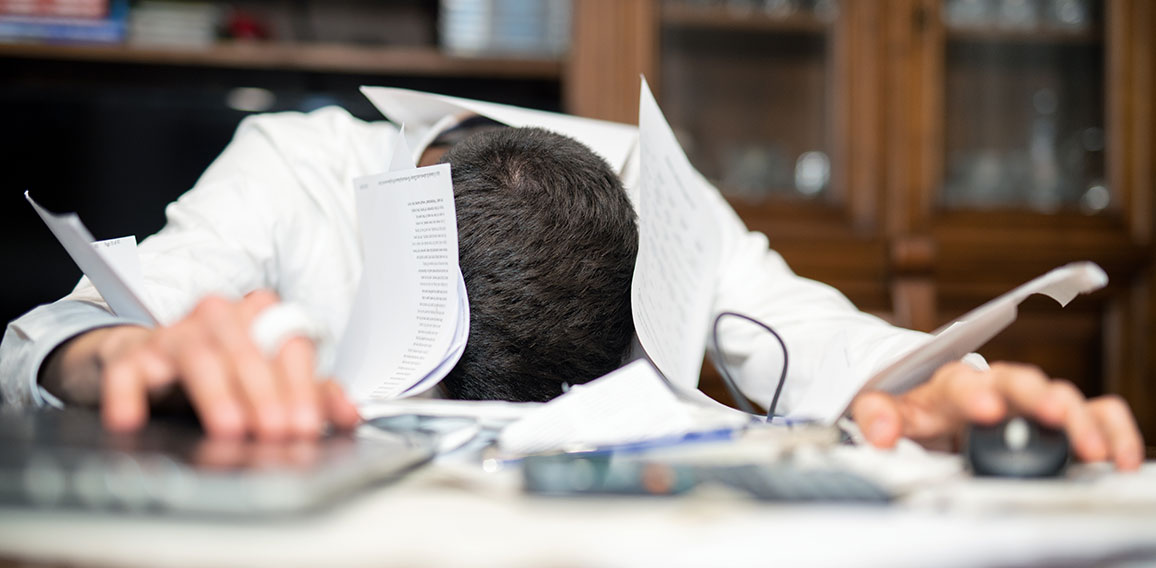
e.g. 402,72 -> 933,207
440,126 -> 639,402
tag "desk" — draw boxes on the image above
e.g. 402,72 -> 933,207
1,457 -> 1155,568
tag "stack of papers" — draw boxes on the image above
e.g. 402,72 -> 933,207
333,130 -> 469,400
498,360 -> 699,455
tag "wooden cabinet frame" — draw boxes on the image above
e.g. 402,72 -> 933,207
890,0 -> 1155,440
569,0 -> 1156,445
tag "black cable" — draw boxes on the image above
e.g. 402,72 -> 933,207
707,311 -> 789,422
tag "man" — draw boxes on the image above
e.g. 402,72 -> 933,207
0,91 -> 1144,470
4,115 -> 638,435
438,126 -> 637,402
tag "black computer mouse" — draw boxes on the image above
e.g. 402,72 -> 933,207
964,416 -> 1071,478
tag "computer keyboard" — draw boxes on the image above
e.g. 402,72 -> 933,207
0,408 -> 436,515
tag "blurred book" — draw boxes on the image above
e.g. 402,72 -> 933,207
0,0 -> 106,19
0,0 -> 125,43
439,0 -> 570,57
128,1 -> 220,48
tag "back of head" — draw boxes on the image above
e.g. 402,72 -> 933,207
441,126 -> 638,402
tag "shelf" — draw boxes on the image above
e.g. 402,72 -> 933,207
662,3 -> 830,34
0,42 -> 565,79
945,25 -> 1102,45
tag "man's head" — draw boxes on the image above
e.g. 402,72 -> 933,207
440,126 -> 638,402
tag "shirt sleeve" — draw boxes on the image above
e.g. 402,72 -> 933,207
705,186 -> 934,423
0,106 -> 391,409
0,300 -> 145,408
0,113 -> 288,408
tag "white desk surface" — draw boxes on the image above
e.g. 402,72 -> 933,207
1,455 -> 1155,568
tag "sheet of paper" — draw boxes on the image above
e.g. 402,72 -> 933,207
333,164 -> 470,401
90,236 -> 145,296
360,85 -> 639,175
497,360 -> 700,455
358,398 -> 541,424
390,125 -> 417,171
390,124 -> 470,397
630,78 -> 723,390
401,271 -> 468,396
25,192 -> 157,325
839,261 -> 1109,416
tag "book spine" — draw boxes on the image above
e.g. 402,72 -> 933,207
0,0 -> 124,43
0,0 -> 109,19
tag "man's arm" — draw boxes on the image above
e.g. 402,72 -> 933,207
851,361 -> 1144,470
31,293 -> 359,439
705,184 -> 931,422
1,107 -> 391,437
1,300 -> 138,408
703,180 -> 1143,469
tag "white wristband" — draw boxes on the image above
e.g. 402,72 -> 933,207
961,352 -> 990,372
249,304 -> 324,359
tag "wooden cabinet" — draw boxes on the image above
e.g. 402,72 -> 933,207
570,0 -> 1155,445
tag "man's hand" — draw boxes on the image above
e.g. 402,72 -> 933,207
40,291 -> 361,439
850,361 -> 1144,471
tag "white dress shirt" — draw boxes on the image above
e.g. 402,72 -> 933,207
0,100 -> 935,423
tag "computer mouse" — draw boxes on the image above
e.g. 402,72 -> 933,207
964,416 -> 1071,478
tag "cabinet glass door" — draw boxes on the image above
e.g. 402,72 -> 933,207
659,0 -> 840,204
939,0 -> 1106,213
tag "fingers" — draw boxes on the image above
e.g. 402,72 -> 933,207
240,290 -> 333,438
98,291 -> 350,440
1087,395 -> 1145,471
856,361 -> 1003,447
191,296 -> 288,438
101,334 -> 174,432
321,379 -> 362,431
1034,379 -> 1107,463
276,337 -> 323,438
853,359 -> 1146,472
929,362 -> 1108,461
101,354 -> 151,432
172,334 -> 247,438
849,391 -> 905,448
935,362 -> 1004,425
986,366 -> 1133,466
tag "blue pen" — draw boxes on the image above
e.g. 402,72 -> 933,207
589,426 -> 742,455
520,426 -> 747,463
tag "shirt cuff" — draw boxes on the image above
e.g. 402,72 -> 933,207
1,300 -> 148,409
34,385 -> 64,408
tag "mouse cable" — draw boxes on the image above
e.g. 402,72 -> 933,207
707,311 -> 789,422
